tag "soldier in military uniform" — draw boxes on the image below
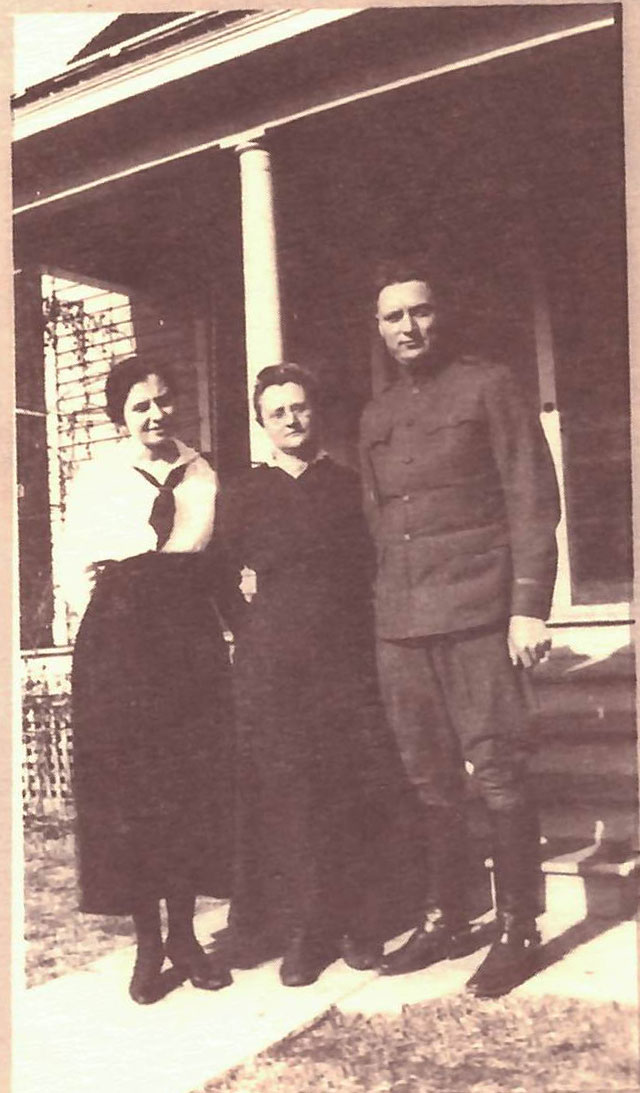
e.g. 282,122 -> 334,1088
359,258 -> 560,997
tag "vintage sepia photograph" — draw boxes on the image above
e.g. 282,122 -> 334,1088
11,3 -> 638,1091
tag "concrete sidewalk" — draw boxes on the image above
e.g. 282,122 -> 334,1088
338,909 -> 637,1017
14,902 -> 378,1093
14,902 -> 637,1093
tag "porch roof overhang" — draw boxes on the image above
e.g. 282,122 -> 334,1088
12,3 -> 617,218
11,9 -> 357,140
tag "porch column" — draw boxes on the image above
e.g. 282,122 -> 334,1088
526,216 -> 572,616
236,138 -> 283,463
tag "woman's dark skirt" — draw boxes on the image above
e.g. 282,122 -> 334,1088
229,580 -> 416,946
71,552 -> 234,915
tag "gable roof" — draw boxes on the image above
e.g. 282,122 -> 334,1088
69,11 -> 251,65
70,14 -> 186,62
12,10 -> 256,108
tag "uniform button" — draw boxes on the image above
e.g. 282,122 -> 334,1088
404,533 -> 411,541
402,494 -> 410,502
412,387 -> 420,396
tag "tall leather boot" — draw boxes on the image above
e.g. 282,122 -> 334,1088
466,806 -> 542,998
379,806 -> 470,976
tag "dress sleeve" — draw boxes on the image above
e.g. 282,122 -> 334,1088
482,364 -> 561,619
205,476 -> 250,636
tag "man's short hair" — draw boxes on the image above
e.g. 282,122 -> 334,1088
253,362 -> 318,425
372,255 -> 442,312
105,355 -> 178,425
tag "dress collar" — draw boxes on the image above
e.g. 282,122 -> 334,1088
267,447 -> 328,479
125,437 -> 200,482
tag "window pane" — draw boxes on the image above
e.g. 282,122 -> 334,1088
537,52 -> 631,605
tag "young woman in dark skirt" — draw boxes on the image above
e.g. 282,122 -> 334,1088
62,356 -> 238,1003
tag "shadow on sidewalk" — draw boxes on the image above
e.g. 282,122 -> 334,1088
536,910 -> 632,974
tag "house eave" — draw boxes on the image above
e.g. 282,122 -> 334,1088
12,9 -> 617,219
11,8 -> 361,143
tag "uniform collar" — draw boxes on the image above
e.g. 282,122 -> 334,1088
393,351 -> 450,392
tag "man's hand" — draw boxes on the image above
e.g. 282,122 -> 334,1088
508,615 -> 551,669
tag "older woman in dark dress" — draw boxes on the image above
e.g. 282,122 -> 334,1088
218,363 -> 401,987
62,356 -> 238,1003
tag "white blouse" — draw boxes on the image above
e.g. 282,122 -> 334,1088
60,438 -> 218,620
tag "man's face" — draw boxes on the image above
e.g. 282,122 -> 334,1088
376,280 -> 437,367
259,382 -> 315,456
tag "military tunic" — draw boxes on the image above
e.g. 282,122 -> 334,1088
359,356 -> 560,640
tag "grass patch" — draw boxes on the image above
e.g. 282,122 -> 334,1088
23,821 -> 224,987
23,821 -> 135,987
202,996 -> 638,1093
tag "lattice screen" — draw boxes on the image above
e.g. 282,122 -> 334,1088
22,650 -> 74,818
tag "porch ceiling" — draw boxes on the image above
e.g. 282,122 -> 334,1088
13,150 -> 241,301
13,4 -> 615,214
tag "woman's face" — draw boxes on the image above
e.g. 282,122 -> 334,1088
122,373 -> 176,452
259,381 -> 315,456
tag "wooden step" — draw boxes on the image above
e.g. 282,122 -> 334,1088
466,800 -> 638,848
525,625 -> 636,847
542,870 -> 639,918
533,676 -> 635,716
535,770 -> 637,806
540,842 -> 640,918
481,833 -> 640,918
532,739 -> 637,780
540,626 -> 634,681
538,801 -> 638,847
532,712 -> 636,741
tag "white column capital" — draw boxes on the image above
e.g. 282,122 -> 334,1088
219,127 -> 266,151
235,137 -> 266,156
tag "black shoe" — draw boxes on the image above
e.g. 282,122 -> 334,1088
339,934 -> 383,971
280,932 -> 336,987
379,909 -> 471,977
129,945 -> 165,1005
166,938 -> 232,991
466,914 -> 541,998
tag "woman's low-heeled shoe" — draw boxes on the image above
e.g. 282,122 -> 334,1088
166,939 -> 232,990
129,948 -> 166,1005
279,932 -> 335,987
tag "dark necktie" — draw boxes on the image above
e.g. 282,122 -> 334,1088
134,463 -> 188,549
